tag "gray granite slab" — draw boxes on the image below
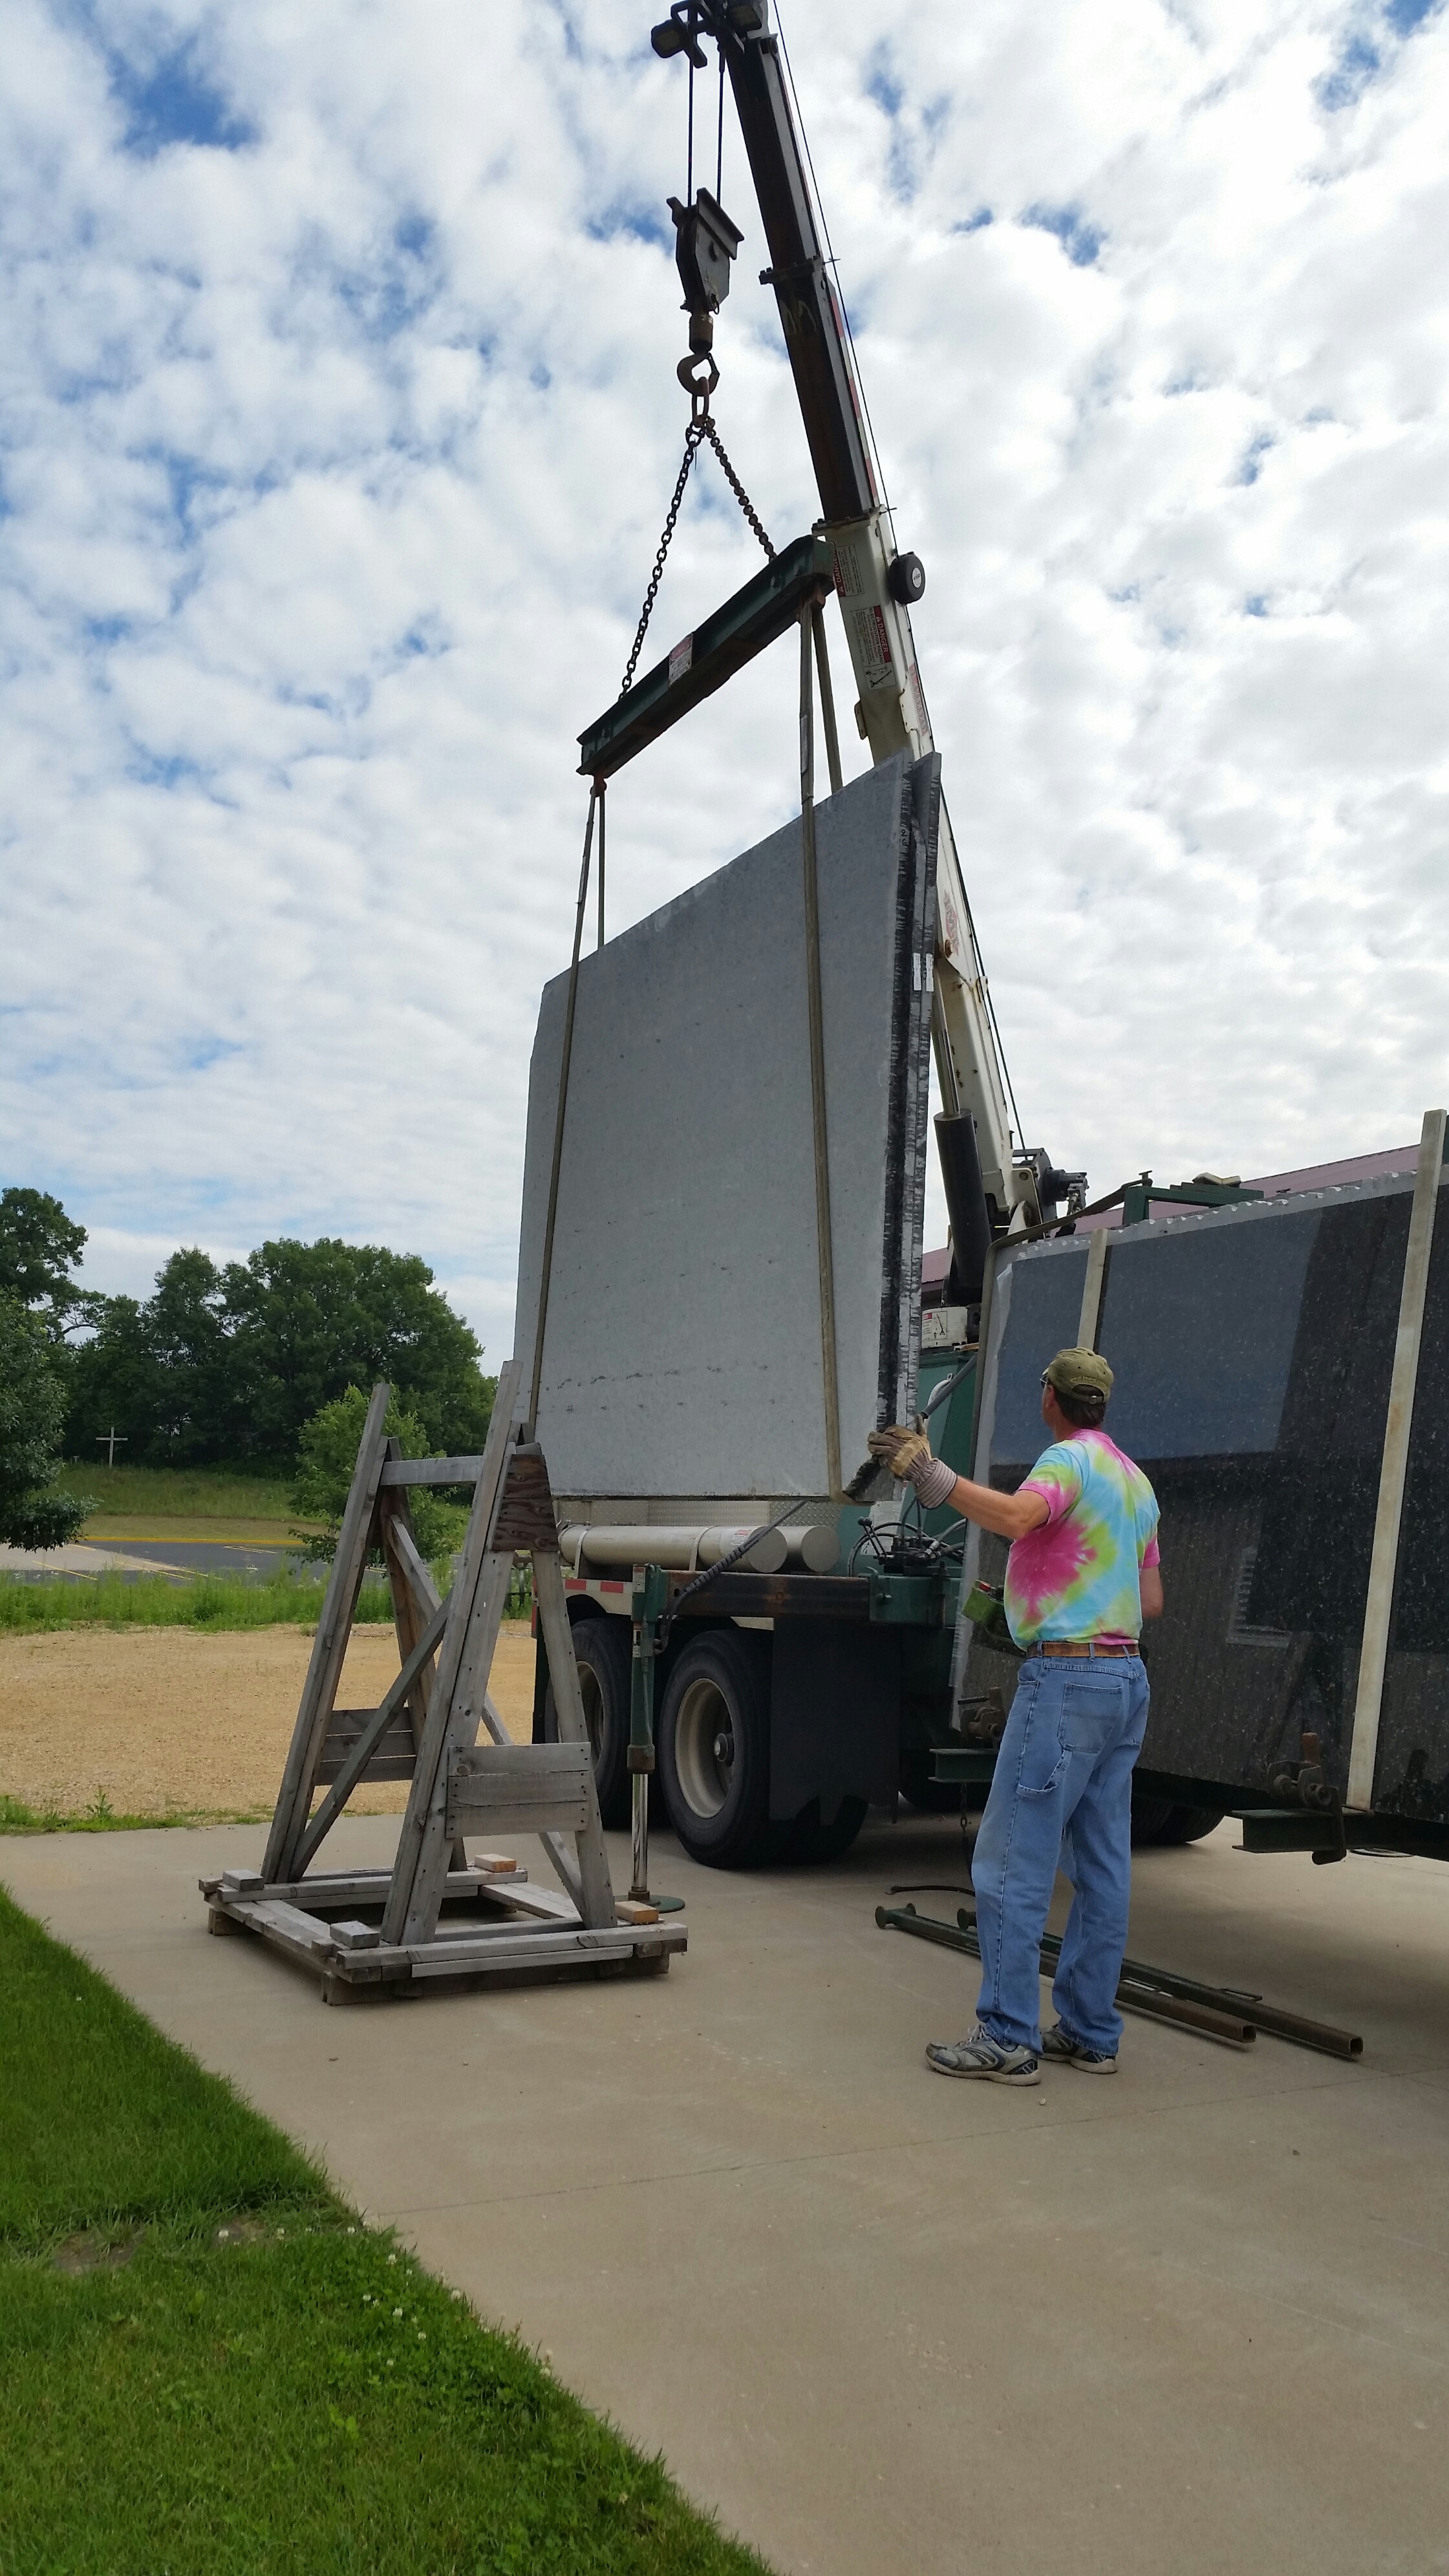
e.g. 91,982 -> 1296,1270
513,753 -> 939,1497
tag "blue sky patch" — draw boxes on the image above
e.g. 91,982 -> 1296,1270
149,448 -> 228,534
1320,0 -> 1444,108
1236,431 -> 1275,486
1386,0 -> 1441,32
334,230 -> 440,345
1022,203 -> 1104,267
181,1036 -> 243,1073
125,747 -> 208,791
864,49 -> 905,120
1318,31 -> 1382,107
585,202 -> 671,252
108,39 -> 255,158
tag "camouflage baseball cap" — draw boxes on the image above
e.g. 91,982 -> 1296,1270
1044,1346 -> 1115,1401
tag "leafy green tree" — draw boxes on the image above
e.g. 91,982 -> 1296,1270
65,1250 -> 246,1464
220,1238 -> 493,1465
0,1186 -> 93,1341
0,1298 -> 94,1547
291,1387 -> 468,1566
144,1249 -> 248,1459
62,1295 -> 173,1464
63,1235 -> 495,1470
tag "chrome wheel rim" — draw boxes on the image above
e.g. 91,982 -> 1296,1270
674,1675 -> 735,1818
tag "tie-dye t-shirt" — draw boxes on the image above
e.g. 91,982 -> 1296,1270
1004,1430 -> 1161,1646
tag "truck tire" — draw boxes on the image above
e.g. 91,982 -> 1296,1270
1132,1789 -> 1225,1847
658,1629 -> 786,1869
1130,1791 -> 1175,1845
785,1795 -> 869,1864
541,1616 -> 631,1830
1146,1803 -> 1225,1847
898,1749 -> 960,1813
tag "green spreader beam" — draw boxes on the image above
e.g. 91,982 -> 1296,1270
1120,1178 -> 1264,1225
578,532 -> 833,780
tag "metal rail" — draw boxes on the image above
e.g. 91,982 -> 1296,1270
875,1905 -> 1255,2050
876,1904 -> 1364,2059
578,532 -> 833,777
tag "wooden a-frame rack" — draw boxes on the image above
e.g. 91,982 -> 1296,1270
200,1363 -> 685,2001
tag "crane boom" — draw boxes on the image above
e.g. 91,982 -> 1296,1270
652,0 -> 1079,1260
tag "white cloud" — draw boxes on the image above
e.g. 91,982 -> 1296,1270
2,0 -> 1446,1355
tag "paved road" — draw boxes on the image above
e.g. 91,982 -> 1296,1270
6,1811 -> 1446,2576
0,1539 -> 323,1583
78,1538 -> 315,1580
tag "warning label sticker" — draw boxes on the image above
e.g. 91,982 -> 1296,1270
851,604 -> 895,691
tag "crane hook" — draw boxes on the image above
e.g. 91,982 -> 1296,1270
676,349 -> 720,420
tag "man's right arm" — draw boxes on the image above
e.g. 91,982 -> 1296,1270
941,1474 -> 1050,1543
1140,1563 -> 1164,1620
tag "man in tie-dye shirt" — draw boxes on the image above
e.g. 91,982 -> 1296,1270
1003,1408 -> 1161,1646
869,1346 -> 1163,2086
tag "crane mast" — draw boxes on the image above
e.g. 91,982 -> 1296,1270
650,0 -> 1080,1267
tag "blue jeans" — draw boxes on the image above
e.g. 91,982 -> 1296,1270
971,1651 -> 1150,2055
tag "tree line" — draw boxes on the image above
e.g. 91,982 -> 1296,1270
0,1186 -> 496,1545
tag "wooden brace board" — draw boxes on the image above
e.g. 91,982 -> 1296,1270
204,1369 -> 685,1997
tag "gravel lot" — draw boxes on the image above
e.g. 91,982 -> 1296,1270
0,1624 -> 537,1818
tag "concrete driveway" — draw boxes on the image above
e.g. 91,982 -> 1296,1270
4,1810 -> 1446,2576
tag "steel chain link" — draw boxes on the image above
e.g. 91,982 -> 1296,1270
701,419 -> 776,564
617,414 -> 775,701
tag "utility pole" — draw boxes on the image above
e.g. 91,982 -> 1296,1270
96,1427 -> 128,1468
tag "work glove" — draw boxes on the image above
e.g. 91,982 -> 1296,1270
866,1425 -> 957,1509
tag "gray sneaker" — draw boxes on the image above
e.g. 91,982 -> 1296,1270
925,2023 -> 1040,2085
1041,2021 -> 1117,2073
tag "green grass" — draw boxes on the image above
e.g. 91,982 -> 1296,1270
0,1794 -> 265,1835
0,1890 -> 769,2575
0,1890 -> 325,2250
53,1461 -> 296,1521
0,1569 -> 400,1632
1,1569 -> 536,1635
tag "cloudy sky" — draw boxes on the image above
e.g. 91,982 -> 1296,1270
3,0 -> 1446,1362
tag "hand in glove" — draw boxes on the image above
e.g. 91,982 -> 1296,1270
868,1424 -> 929,1477
866,1424 -> 957,1510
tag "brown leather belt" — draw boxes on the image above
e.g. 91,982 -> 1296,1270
1028,1640 -> 1137,1659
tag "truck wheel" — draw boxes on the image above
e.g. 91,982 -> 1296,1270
898,1749 -> 960,1813
1130,1792 -> 1174,1846
1147,1803 -> 1225,1846
1132,1790 -> 1224,1847
785,1795 -> 869,1864
658,1629 -> 784,1869
542,1616 -> 631,1830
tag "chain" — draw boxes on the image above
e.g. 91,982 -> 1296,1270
618,429 -> 700,700
617,413 -> 776,701
700,417 -> 775,563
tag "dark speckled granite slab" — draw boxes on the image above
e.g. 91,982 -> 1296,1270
960,1168 -> 1449,1820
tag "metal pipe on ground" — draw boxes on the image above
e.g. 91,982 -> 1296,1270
874,1905 -> 1256,2048
1040,1929 -> 1362,2060
557,1523 -> 839,1576
960,1913 -> 1360,2060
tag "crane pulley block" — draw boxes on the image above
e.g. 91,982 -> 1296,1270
669,188 -> 742,327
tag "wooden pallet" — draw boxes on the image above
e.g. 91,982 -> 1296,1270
200,1364 -> 685,2000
